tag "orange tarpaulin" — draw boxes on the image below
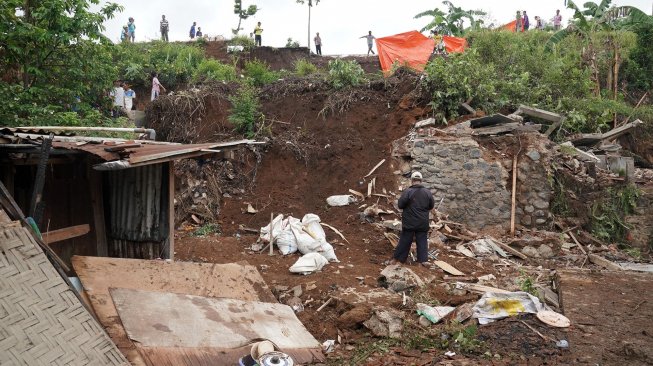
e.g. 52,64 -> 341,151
502,20 -> 524,32
375,31 -> 467,73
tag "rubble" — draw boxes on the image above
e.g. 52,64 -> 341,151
363,307 -> 404,338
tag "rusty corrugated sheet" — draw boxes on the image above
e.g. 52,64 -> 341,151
107,164 -> 168,243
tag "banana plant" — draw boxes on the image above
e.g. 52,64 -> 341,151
414,0 -> 486,36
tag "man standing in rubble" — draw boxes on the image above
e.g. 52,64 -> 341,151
391,171 -> 435,267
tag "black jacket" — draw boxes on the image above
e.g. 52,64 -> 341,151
398,184 -> 435,232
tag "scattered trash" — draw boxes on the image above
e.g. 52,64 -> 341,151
456,244 -> 475,258
245,203 -> 258,214
556,340 -> 569,349
477,274 -> 496,282
433,260 -> 465,276
378,265 -> 424,293
326,195 -> 356,207
289,253 -> 329,275
260,214 -> 338,261
447,302 -> 475,323
472,291 -> 546,325
444,351 -> 456,358
536,310 -> 571,328
468,237 -> 507,258
322,340 -> 336,353
416,303 -> 455,324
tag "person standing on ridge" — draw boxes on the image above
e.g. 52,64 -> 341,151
314,32 -> 322,55
254,22 -> 263,46
553,9 -> 563,30
120,25 -> 129,43
360,31 -> 375,56
390,171 -> 435,267
160,15 -> 169,42
196,27 -> 203,38
189,22 -> 197,39
150,72 -> 166,101
515,11 -> 523,32
127,17 -> 136,42
523,11 -> 530,31
535,16 -> 544,30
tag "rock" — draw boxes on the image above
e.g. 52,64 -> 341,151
526,150 -> 541,161
415,118 -> 436,128
525,205 -> 535,213
285,296 -> 304,313
538,244 -> 555,258
535,218 -> 547,225
522,245 -> 540,258
521,215 -> 532,226
418,315 -> 433,327
533,199 -> 549,210
469,149 -> 482,159
378,265 -> 424,293
292,284 -> 303,298
337,305 -> 372,328
363,307 -> 404,338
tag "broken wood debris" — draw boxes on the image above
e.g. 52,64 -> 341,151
364,159 -> 386,178
473,123 -> 542,136
42,224 -> 90,245
433,260 -> 465,276
588,254 -> 623,271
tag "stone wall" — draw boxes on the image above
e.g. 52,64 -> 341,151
394,132 -> 553,231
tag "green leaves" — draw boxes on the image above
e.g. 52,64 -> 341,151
414,0 -> 485,36
327,59 -> 365,89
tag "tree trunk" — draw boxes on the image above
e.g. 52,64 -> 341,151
307,5 -> 311,56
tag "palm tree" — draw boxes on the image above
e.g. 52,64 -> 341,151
546,0 -> 653,99
296,0 -> 320,55
414,1 -> 486,36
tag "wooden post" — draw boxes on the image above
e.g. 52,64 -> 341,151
269,212 -> 274,256
89,166 -> 108,257
168,161 -> 175,261
510,155 -> 518,236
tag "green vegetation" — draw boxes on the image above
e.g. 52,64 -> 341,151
0,0 -> 123,126
243,60 -> 279,86
192,223 -> 221,236
286,38 -> 301,48
624,23 -> 653,92
414,1 -> 486,35
228,85 -> 263,137
328,59 -> 365,89
516,269 -> 538,296
227,34 -> 256,51
115,42 -> 205,89
590,185 -> 639,243
232,0 -> 259,35
294,59 -> 318,75
193,59 -> 238,83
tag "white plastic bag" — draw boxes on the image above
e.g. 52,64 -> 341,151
472,291 -> 545,325
259,214 -> 285,243
289,252 -> 329,274
326,195 -> 355,207
276,229 -> 298,255
416,303 -> 456,324
301,214 -> 338,262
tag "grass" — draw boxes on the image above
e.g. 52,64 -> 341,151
192,223 -> 221,236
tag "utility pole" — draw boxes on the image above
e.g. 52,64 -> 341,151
308,3 -> 311,55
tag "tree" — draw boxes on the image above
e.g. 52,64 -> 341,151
0,0 -> 123,126
296,0 -> 320,55
233,0 -> 259,35
546,1 -> 653,99
414,1 -> 485,36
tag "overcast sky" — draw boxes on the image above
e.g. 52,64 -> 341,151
98,0 -> 653,55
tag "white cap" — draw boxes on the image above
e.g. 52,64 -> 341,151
411,171 -> 423,180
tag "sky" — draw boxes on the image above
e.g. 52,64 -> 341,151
97,0 -> 653,55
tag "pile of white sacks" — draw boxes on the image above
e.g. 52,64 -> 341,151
260,214 -> 339,274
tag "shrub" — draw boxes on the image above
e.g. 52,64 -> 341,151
228,35 -> 255,51
193,59 -> 237,82
423,50 -> 497,122
623,23 -> 653,92
591,185 -> 639,243
328,59 -> 365,89
244,59 -> 278,86
228,85 -> 263,137
286,38 -> 300,48
294,59 -> 317,76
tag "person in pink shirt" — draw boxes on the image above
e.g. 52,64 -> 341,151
554,10 -> 563,30
150,72 -> 166,101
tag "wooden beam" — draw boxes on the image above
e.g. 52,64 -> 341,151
510,155 -> 518,236
545,117 -> 564,137
42,224 -> 90,245
473,123 -> 541,136
601,119 -> 643,142
516,105 -> 563,122
167,161 -> 175,261
88,168 -> 108,257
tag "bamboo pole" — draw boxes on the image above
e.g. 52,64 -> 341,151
510,155 -> 518,236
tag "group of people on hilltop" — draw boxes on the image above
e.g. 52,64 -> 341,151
515,9 -> 563,32
121,15 -> 205,42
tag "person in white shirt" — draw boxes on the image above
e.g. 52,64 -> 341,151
109,81 -> 125,117
123,83 -> 136,119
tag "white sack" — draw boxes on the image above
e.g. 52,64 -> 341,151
326,195 -> 355,207
289,252 -> 329,274
301,214 -> 338,262
472,291 -> 546,325
276,228 -> 298,255
259,214 -> 285,243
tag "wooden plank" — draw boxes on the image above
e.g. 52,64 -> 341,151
42,224 -> 90,245
495,240 -> 528,260
0,209 -> 11,225
72,256 -> 277,366
545,117 -> 564,137
433,260 -> 465,276
364,159 -> 386,178
455,282 -> 511,294
470,114 -> 515,128
472,123 -> 542,136
509,156 -> 519,236
588,254 -> 622,271
128,140 -> 254,164
601,119 -> 643,142
167,161 -> 175,260
517,105 -> 563,122
110,288 -> 321,349
88,168 -> 108,257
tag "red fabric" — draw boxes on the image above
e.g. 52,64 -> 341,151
376,31 -> 467,73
